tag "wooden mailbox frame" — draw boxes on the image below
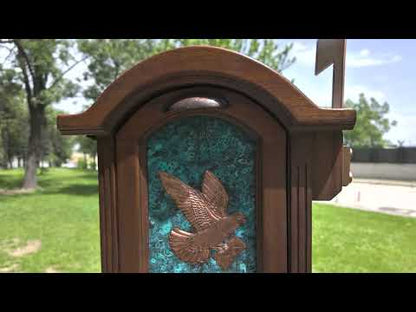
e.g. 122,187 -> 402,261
57,46 -> 356,273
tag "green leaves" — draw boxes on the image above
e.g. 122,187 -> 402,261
78,39 -> 296,102
344,93 -> 397,147
0,39 -> 85,185
173,39 -> 295,72
0,75 -> 28,168
0,38 -> 296,183
77,39 -> 175,101
43,107 -> 75,167
2,39 -> 82,108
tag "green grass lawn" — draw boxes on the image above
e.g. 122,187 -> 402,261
313,202 -> 416,272
0,168 -> 415,272
0,168 -> 100,273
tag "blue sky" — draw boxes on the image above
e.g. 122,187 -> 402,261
52,39 -> 416,146
278,39 -> 416,146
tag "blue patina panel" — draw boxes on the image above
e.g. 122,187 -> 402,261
147,115 -> 257,273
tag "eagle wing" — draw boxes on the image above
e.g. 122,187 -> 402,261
202,170 -> 228,217
158,171 -> 221,231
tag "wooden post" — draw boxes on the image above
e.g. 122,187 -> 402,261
57,46 -> 356,273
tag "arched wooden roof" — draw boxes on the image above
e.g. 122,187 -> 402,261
57,46 -> 355,136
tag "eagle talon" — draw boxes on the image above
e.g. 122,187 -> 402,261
214,242 -> 229,254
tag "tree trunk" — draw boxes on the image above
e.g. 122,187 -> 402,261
0,154 -> 7,169
22,105 -> 45,189
1,130 -> 11,169
93,152 -> 97,170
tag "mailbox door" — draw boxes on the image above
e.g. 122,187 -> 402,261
115,86 -> 287,273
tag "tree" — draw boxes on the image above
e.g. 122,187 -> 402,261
77,39 -> 170,101
42,108 -> 75,167
175,39 -> 295,72
0,65 -> 29,169
76,39 -> 296,171
0,39 -> 83,188
344,93 -> 397,148
77,39 -> 296,103
0,67 -> 74,170
76,135 -> 97,170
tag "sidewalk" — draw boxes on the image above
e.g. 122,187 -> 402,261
322,179 -> 416,218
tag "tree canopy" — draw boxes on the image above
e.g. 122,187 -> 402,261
0,65 -> 28,168
344,93 -> 397,148
0,39 -> 297,189
75,39 -> 297,172
77,39 -> 296,102
0,39 -> 83,188
1,39 -> 403,188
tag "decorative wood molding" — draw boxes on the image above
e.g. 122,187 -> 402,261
57,46 -> 355,136
311,131 -> 344,200
289,133 -> 312,272
97,136 -> 119,272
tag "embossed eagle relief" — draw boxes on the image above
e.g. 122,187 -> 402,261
158,170 -> 247,270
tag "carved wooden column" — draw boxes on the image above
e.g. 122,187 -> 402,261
97,136 -> 119,272
289,132 -> 313,273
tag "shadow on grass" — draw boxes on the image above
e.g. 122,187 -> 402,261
38,174 -> 98,196
0,183 -> 98,200
0,173 -> 24,190
0,169 -> 99,198
41,184 -> 98,196
76,172 -> 99,180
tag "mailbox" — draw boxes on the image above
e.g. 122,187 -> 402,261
57,45 -> 356,273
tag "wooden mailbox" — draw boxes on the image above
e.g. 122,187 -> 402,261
57,46 -> 356,273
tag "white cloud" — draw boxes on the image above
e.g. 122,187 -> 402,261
345,85 -> 386,102
301,83 -> 387,108
290,41 -> 316,67
289,41 -> 403,69
384,112 -> 416,146
391,55 -> 402,62
359,49 -> 370,57
347,49 -> 402,68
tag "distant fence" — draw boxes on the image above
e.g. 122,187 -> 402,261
351,163 -> 416,181
352,147 -> 416,164
350,147 -> 416,181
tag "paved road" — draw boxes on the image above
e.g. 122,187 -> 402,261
322,179 -> 416,218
